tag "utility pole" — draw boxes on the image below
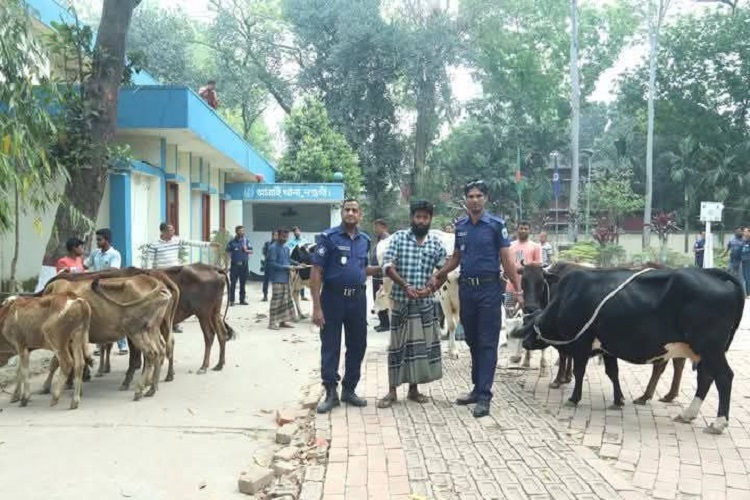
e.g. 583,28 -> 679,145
569,0 -> 580,243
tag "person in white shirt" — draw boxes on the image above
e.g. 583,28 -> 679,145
84,228 -> 126,355
147,222 -> 217,332
539,231 -> 554,268
147,222 -> 217,269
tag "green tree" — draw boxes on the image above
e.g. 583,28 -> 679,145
589,164 -> 644,233
277,98 -> 361,196
283,0 -> 403,218
0,0 -> 69,291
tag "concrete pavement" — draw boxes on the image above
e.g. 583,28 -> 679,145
0,282 -> 319,500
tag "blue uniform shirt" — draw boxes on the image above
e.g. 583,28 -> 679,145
226,236 -> 252,263
311,225 -> 371,286
728,236 -> 743,264
454,212 -> 511,276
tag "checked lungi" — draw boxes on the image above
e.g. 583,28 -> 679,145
386,300 -> 443,387
270,283 -> 295,324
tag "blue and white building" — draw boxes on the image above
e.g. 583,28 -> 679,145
0,0 -> 345,287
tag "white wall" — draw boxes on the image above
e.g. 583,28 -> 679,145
177,152 -> 191,239
117,136 -> 160,166
130,172 -> 160,267
0,177 -> 112,287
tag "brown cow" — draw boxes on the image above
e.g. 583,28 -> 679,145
44,268 -> 180,388
43,275 -> 172,400
0,293 -> 93,409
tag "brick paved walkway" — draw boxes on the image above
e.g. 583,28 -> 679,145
304,317 -> 750,500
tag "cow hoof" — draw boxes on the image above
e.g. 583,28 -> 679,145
69,400 -> 79,410
197,367 -> 207,375
659,394 -> 677,403
539,368 -> 549,377
509,355 -> 522,364
165,374 -> 174,382
565,399 -> 579,408
10,394 -> 20,403
212,364 -> 224,371
449,350 -> 459,360
633,396 -> 649,406
95,371 -> 104,378
119,383 -> 130,391
522,361 -> 531,369
609,402 -> 625,410
705,417 -> 728,434
20,397 -> 29,407
673,414 -> 695,424
564,377 -> 573,384
133,392 -> 143,401
145,387 -> 156,397
50,397 -> 59,407
549,381 -> 562,389
299,314 -> 308,320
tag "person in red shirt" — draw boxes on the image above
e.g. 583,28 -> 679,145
198,80 -> 219,109
56,237 -> 85,273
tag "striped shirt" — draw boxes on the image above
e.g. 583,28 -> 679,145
147,237 -> 211,268
382,229 -> 447,303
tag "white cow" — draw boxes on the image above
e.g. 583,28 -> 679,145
375,230 -> 462,359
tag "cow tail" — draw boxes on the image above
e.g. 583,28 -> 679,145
221,268 -> 235,341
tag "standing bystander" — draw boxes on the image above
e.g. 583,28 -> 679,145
267,228 -> 299,329
84,228 -> 125,354
371,219 -> 391,332
694,230 -> 706,268
261,231 -> 278,302
225,225 -> 253,306
56,238 -> 85,273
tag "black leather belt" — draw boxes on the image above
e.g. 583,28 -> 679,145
324,284 -> 366,297
459,275 -> 500,286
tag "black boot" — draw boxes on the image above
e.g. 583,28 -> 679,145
341,388 -> 368,407
316,386 -> 340,414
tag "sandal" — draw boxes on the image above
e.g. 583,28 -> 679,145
407,392 -> 429,404
376,393 -> 397,408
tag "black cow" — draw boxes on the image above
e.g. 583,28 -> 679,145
515,266 -> 743,434
521,262 -> 686,404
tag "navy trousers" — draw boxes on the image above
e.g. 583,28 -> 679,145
319,288 -> 368,391
458,281 -> 504,402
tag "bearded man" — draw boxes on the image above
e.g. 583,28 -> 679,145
377,200 -> 447,408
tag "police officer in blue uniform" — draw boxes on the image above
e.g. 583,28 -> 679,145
428,180 -> 523,418
311,199 -> 382,413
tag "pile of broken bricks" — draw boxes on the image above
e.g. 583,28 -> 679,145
238,383 -> 328,500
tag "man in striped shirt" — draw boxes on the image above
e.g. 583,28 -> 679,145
148,223 -> 218,331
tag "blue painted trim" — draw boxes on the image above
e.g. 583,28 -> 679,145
220,193 -> 232,201
129,160 -> 162,178
208,187 -> 218,195
109,173 -> 132,267
191,182 -> 210,192
159,138 -> 167,222
165,173 -> 186,183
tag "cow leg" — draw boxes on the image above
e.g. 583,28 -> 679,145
211,311 -> 227,371
660,358 -> 686,403
550,352 -> 567,388
145,330 -> 167,397
633,360 -> 668,405
602,354 -> 625,408
704,354 -> 733,435
120,345 -> 142,391
522,349 -> 531,368
197,315 -> 213,374
41,355 -> 59,394
10,350 -> 23,403
164,327 -> 175,382
564,356 -> 573,383
50,346 -> 73,407
69,343 -> 85,410
131,335 -> 157,401
509,337 -> 523,364
566,353 -> 590,407
95,344 -> 106,377
674,362 -> 713,424
104,343 -> 112,373
539,349 -> 548,376
19,348 -> 31,406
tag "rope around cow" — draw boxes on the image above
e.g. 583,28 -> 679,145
532,267 -> 656,347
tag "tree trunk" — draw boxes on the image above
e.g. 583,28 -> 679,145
411,72 -> 436,200
683,186 -> 689,253
569,0 -> 580,243
42,0 -> 140,265
9,182 -> 20,293
643,0 -> 661,250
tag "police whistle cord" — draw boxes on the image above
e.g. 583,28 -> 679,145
533,267 -> 656,347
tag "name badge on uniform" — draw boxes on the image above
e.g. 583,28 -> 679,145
340,256 -> 348,265
338,245 -> 351,266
